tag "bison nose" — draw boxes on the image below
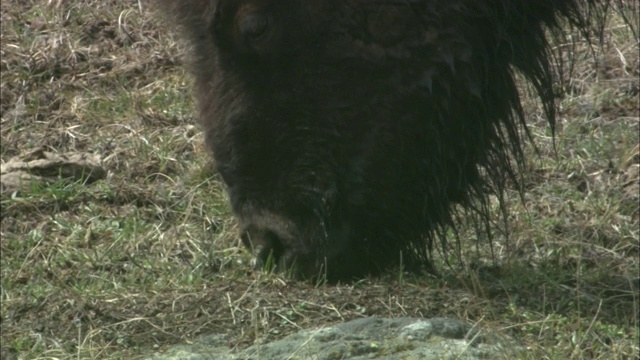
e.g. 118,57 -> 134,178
237,209 -> 352,280
240,218 -> 310,276
241,226 -> 285,271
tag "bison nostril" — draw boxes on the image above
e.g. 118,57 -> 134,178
242,227 -> 286,272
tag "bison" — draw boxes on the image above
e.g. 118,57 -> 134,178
160,0 -> 608,281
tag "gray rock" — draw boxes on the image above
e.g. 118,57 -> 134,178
145,317 -> 520,360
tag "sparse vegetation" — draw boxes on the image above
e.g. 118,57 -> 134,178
1,1 -> 638,359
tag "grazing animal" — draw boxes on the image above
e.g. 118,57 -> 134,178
160,0 -> 606,281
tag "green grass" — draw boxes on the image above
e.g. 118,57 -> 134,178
1,1 -> 638,359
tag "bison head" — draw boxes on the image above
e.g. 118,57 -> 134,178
161,0 -> 589,281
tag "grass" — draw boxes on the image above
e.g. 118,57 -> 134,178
1,1 -> 638,359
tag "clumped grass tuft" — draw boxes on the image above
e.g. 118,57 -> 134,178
1,1 -> 637,359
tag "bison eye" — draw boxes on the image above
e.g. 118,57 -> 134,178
237,12 -> 270,41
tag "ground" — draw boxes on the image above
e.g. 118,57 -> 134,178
1,1 -> 638,359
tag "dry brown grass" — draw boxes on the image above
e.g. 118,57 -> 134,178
1,1 -> 638,359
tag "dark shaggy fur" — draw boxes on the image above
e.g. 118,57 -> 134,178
160,0 -> 608,281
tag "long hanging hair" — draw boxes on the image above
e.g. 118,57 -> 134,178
157,0 -> 627,279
